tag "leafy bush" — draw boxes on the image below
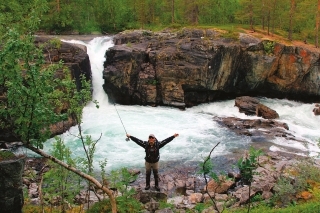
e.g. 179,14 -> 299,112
272,159 -> 320,207
159,200 -> 175,209
194,202 -> 212,212
273,177 -> 296,206
263,41 -> 275,55
142,31 -> 152,36
0,150 -> 17,161
87,196 -> 142,213
237,146 -> 263,185
86,168 -> 142,213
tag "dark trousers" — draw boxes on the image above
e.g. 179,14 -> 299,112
145,161 -> 159,187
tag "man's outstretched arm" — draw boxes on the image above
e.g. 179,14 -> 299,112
126,134 -> 146,148
159,133 -> 179,148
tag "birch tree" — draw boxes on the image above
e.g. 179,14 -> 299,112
0,1 -> 117,212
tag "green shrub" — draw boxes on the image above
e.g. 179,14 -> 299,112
87,196 -> 143,213
272,159 -> 320,206
273,177 -> 296,206
147,79 -> 159,85
0,150 -> 16,161
237,146 -> 263,184
263,41 -> 275,55
142,31 -> 152,36
194,202 -> 212,212
159,200 -> 175,209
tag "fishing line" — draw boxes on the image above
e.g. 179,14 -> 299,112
110,95 -> 130,141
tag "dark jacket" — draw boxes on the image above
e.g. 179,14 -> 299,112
129,135 -> 175,163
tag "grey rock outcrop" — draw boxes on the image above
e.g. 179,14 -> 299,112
0,156 -> 25,213
103,29 -> 320,109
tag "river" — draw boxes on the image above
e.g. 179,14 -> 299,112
38,36 -> 320,172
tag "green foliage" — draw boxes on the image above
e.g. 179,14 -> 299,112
0,150 -> 16,161
2,0 -> 320,46
0,0 -> 92,149
101,168 -> 141,212
142,31 -> 152,36
225,191 -> 320,213
221,31 -> 239,41
42,138 -> 82,211
86,199 -> 112,213
99,159 -> 108,183
108,168 -> 138,195
194,202 -> 212,212
198,156 -> 219,182
48,38 -> 62,49
76,135 -> 99,175
0,0 -> 48,37
0,29 -> 70,148
87,196 -> 142,213
159,200 -> 175,209
147,79 -> 159,86
22,205 -> 62,213
116,195 -> 143,213
250,193 -> 263,202
273,159 -> 320,207
263,41 -> 275,55
126,42 -> 132,48
197,142 -> 222,213
237,146 -> 263,184
318,139 -> 320,158
87,167 -> 142,213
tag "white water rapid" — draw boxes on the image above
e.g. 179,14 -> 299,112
43,36 -> 320,171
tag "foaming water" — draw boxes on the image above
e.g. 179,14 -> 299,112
42,36 -> 320,171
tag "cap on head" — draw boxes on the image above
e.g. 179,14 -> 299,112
149,134 -> 155,138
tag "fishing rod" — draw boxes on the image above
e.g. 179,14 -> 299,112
111,94 -> 130,141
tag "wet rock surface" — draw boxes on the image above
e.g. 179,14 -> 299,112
235,96 -> 279,119
103,29 -> 320,109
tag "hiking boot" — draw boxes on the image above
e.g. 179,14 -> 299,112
155,186 -> 160,191
145,185 -> 150,190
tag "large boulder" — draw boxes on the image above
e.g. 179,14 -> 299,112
0,155 -> 26,213
103,29 -> 320,108
235,96 -> 260,116
235,96 -> 279,119
313,104 -> 320,115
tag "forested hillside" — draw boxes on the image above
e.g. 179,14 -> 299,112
1,0 -> 320,46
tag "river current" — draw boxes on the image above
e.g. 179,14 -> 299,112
38,36 -> 320,171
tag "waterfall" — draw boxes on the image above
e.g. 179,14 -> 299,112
43,36 -> 320,171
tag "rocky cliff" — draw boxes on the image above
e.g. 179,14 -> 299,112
0,37 -> 91,142
103,29 -> 320,108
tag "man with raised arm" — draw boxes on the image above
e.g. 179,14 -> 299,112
126,133 -> 179,191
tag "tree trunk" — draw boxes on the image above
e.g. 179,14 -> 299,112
261,0 -> 265,30
271,0 -> 277,35
172,0 -> 175,24
288,0 -> 295,41
25,144 -> 117,213
194,4 -> 199,25
57,0 -> 60,12
267,10 -> 270,35
316,0 -> 320,48
250,0 -> 254,31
